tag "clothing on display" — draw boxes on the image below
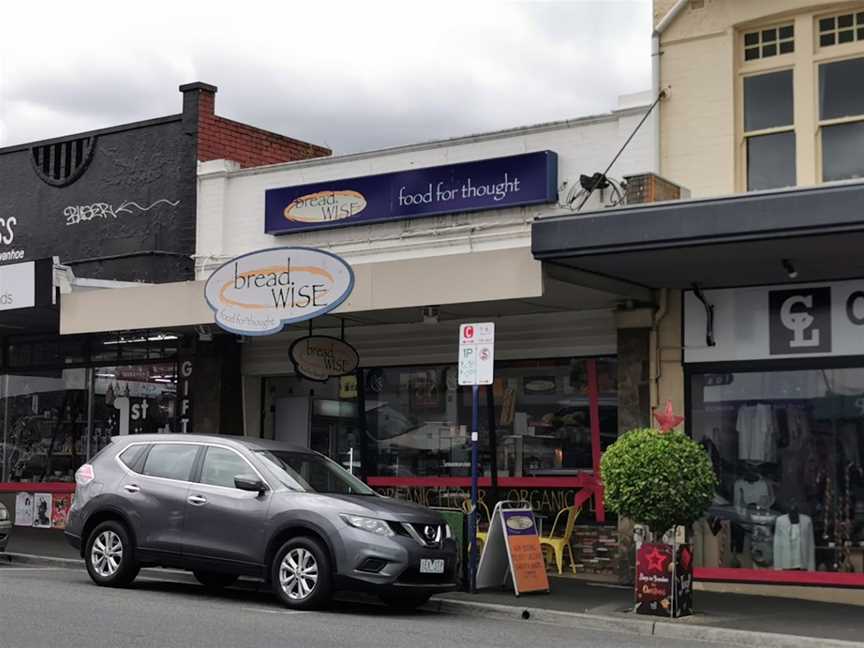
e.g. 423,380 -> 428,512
693,517 -> 730,568
734,475 -> 774,511
736,404 -> 778,463
773,513 -> 815,571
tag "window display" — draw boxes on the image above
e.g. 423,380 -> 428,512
0,363 -> 180,483
690,367 -> 864,574
262,357 -> 618,481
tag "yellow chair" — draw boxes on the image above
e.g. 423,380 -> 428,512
462,499 -> 491,553
539,506 -> 581,575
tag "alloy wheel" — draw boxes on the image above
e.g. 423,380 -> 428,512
91,530 -> 123,577
279,547 -> 319,601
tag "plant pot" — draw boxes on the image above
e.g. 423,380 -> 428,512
635,542 -> 693,618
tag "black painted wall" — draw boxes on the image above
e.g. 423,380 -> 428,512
0,114 -> 197,283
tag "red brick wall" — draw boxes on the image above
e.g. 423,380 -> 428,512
192,87 -> 330,168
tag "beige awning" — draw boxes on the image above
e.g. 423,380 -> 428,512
60,247 -> 544,335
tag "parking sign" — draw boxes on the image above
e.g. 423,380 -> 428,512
458,322 -> 495,385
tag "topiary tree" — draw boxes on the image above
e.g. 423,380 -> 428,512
601,426 -> 717,538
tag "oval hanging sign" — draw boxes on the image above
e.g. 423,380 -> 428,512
204,247 -> 354,336
289,335 -> 359,382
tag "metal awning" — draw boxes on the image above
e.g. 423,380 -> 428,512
531,181 -> 864,295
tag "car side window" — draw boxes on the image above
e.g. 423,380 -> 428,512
142,444 -> 199,481
200,446 -> 251,489
118,445 -> 148,473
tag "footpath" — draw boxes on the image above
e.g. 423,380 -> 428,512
436,576 -> 864,647
5,531 -> 864,647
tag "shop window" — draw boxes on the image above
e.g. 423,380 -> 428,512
0,369 -> 88,483
90,363 -> 179,455
361,358 -> 617,480
818,12 -> 864,48
261,357 -> 618,485
819,57 -> 864,181
743,24 -> 794,61
743,70 -> 796,191
689,367 -> 864,575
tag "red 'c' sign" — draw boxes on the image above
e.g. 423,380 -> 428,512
464,326 -> 474,339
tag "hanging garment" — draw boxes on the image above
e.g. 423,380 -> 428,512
693,518 -> 730,568
773,514 -> 815,571
734,477 -> 774,510
737,404 -> 778,463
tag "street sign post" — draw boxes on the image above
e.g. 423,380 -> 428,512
458,322 -> 495,593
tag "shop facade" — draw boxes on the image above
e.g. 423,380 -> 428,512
532,179 -> 864,595
62,92 -> 663,576
0,82 -> 329,532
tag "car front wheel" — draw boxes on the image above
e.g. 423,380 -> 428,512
84,521 -> 139,587
271,537 -> 332,610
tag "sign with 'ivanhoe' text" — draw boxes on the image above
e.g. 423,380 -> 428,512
204,247 -> 354,336
264,151 -> 558,235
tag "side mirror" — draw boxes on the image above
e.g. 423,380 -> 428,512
234,474 -> 268,495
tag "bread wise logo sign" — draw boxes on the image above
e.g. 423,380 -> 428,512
204,247 -> 354,336
284,190 -> 367,224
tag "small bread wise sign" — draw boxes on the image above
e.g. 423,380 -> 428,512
289,335 -> 359,382
204,247 -> 354,336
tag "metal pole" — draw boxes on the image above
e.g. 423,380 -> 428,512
469,384 -> 479,593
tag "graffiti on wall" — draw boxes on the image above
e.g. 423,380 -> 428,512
64,199 -> 181,226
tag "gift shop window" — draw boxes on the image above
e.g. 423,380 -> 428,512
689,365 -> 864,584
0,332 -> 183,485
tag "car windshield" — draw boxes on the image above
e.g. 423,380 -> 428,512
257,450 -> 376,496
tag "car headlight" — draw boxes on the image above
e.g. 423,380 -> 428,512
340,514 -> 394,537
0,506 -> 8,522
445,523 -> 453,539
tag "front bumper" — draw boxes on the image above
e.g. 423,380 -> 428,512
335,525 -> 458,593
0,520 -> 10,551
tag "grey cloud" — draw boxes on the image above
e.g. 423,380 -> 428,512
0,1 -> 651,154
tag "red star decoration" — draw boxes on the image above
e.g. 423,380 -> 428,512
654,400 -> 684,433
680,547 -> 692,571
645,547 -> 668,572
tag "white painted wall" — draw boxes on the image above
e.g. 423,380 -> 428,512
195,94 -> 656,279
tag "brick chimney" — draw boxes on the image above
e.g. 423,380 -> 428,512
180,81 -> 218,135
178,81 -> 330,167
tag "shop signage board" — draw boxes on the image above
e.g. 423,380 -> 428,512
289,335 -> 359,382
635,543 -> 693,618
458,322 -> 495,386
265,151 -> 558,235
204,247 -> 354,336
684,279 -> 864,363
0,260 -> 35,311
476,501 -> 549,595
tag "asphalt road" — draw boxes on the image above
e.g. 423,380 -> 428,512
0,565 -> 734,648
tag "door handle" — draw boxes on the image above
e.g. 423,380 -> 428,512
123,484 -> 140,494
187,494 -> 207,506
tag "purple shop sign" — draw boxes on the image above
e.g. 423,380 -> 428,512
264,151 -> 558,235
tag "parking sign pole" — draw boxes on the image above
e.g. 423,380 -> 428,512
469,383 -> 479,594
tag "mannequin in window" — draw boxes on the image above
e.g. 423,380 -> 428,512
773,499 -> 815,571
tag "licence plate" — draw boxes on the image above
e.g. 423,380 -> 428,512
419,558 -> 445,574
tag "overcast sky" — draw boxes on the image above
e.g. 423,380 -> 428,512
0,1 -> 652,155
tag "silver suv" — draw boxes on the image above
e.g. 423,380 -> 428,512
65,435 -> 457,610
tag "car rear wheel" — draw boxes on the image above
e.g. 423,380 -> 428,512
85,521 -> 139,587
272,537 -> 332,610
193,571 -> 238,590
379,591 -> 432,610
